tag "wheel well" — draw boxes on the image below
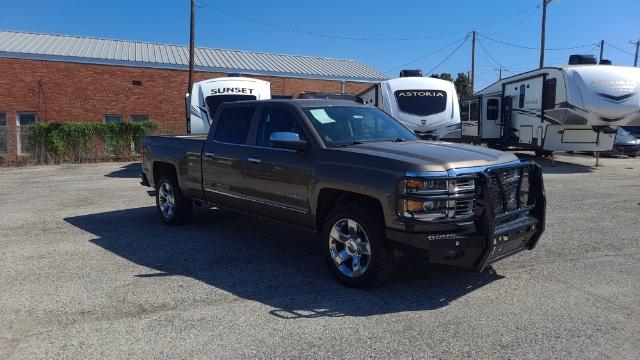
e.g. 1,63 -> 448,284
152,162 -> 177,186
315,188 -> 384,231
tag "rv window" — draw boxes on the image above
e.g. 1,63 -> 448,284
469,100 -> 480,122
486,99 -> 499,120
214,106 -> 256,144
206,95 -> 256,119
256,107 -> 306,147
518,85 -> 526,108
394,90 -> 447,116
543,78 -> 557,110
460,101 -> 470,121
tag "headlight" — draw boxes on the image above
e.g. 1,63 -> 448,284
398,178 -> 448,195
398,199 -> 447,220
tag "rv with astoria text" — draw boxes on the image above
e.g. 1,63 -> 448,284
358,70 -> 461,140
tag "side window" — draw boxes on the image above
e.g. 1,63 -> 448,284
460,101 -> 470,121
543,78 -> 557,110
486,99 -> 499,120
519,84 -> 526,108
214,106 -> 255,144
256,107 -> 305,147
469,99 -> 480,121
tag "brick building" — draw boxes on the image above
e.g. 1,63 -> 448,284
0,30 -> 387,161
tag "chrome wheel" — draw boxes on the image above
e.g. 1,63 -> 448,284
329,219 -> 371,278
158,182 -> 176,219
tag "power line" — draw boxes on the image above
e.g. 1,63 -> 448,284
426,35 -> 470,74
487,7 -> 540,35
196,1 -> 540,42
478,33 -> 596,51
606,41 -> 635,56
477,38 -> 510,73
384,35 -> 469,73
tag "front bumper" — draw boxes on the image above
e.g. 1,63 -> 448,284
386,161 -> 546,272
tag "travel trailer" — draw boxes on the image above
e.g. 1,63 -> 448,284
357,71 -> 461,140
187,77 -> 271,134
460,56 -> 640,155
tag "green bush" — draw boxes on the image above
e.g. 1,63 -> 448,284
28,121 -> 157,163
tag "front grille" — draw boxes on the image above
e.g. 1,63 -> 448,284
488,166 -> 531,215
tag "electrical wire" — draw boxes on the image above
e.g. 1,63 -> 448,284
477,38 -> 510,73
196,1 -> 540,42
487,7 -> 540,36
384,35 -> 469,73
605,41 -> 635,56
478,33 -> 596,51
425,36 -> 470,74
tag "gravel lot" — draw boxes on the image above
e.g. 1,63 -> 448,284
1,153 -> 639,359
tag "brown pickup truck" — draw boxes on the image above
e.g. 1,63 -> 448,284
141,99 -> 545,287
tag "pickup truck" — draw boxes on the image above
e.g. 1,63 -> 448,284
141,99 -> 546,287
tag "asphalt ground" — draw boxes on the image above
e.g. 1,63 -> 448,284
1,153 -> 639,359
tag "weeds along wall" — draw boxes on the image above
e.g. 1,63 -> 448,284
25,121 -> 157,164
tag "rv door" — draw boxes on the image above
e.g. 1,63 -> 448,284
501,96 -> 513,144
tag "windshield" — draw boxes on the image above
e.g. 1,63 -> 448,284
394,89 -> 447,116
303,106 -> 418,147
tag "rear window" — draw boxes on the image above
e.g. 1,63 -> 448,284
206,95 -> 256,119
394,90 -> 447,116
214,106 -> 255,144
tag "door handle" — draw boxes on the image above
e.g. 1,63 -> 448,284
248,157 -> 262,164
203,152 -> 216,158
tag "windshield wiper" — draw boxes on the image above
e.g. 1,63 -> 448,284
392,138 -> 405,142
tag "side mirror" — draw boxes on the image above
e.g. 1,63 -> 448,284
269,132 -> 307,151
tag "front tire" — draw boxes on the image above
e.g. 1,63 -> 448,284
321,203 -> 396,288
155,174 -> 193,226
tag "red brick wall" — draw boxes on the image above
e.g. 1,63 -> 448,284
0,57 -> 373,161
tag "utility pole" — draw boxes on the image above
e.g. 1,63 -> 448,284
470,31 -> 476,96
187,0 -> 196,133
495,67 -> 507,80
599,39 -> 604,62
633,40 -> 639,67
539,0 -> 551,68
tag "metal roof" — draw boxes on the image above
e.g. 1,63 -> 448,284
0,30 -> 388,82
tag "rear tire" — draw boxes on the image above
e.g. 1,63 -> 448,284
321,203 -> 396,288
155,174 -> 193,226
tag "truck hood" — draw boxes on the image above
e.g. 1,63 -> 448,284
334,141 -> 518,172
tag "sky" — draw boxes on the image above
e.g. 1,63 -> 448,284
1,0 -> 639,90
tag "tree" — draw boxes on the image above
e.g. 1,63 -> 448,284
430,73 -> 453,82
454,72 -> 471,96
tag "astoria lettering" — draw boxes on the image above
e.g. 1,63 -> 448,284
397,90 -> 445,97
211,87 -> 255,95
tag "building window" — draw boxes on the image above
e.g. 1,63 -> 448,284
486,99 -> 499,120
0,112 -> 7,153
104,115 -> 123,124
543,78 -> 557,110
17,112 -> 38,155
518,84 -> 526,108
131,115 -> 149,123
